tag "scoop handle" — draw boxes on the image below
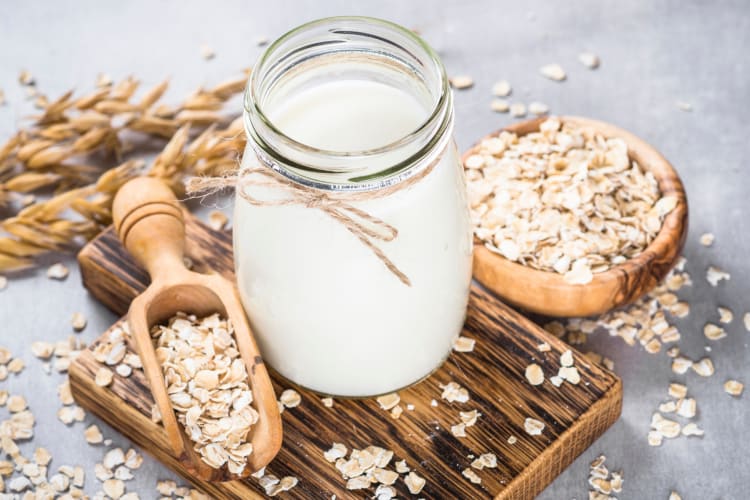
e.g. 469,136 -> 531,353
112,176 -> 187,282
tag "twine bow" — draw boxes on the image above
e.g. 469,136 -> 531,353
187,167 -> 412,286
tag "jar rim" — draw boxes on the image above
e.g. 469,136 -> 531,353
243,16 -> 453,191
247,16 -> 449,159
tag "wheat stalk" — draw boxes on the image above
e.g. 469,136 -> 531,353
0,72 -> 249,273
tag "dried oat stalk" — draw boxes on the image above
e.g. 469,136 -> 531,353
0,72 -> 249,273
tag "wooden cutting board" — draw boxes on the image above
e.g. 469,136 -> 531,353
70,213 -> 621,499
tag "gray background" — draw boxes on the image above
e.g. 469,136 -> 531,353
1,0 -> 749,498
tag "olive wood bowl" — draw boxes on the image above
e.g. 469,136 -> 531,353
465,116 -> 688,317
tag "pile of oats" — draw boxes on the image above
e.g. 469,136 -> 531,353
151,312 -> 257,475
648,384 -> 704,447
588,455 -> 623,499
466,117 -> 677,284
323,443 -> 425,497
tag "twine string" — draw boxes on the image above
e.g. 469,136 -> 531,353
187,145 -> 448,287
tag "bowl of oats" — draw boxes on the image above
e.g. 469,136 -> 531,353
465,116 -> 687,317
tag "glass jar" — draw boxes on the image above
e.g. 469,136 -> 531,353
234,16 -> 472,397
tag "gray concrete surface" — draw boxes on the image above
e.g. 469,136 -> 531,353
1,0 -> 749,498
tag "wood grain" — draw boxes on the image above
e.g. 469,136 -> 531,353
72,213 -> 622,499
468,116 -> 689,317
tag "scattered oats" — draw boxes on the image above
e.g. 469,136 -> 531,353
34,447 -> 52,466
460,409 -> 481,426
49,473 -> 70,492
744,312 -> 750,332
95,367 -> 114,387
103,478 -> 125,499
668,383 -> 687,399
450,75 -> 474,89
208,210 -> 228,230
668,302 -> 690,319
346,475 -> 370,490
7,395 -> 27,412
324,443 -> 347,462
114,465 -> 134,481
47,263 -> 69,280
395,460 -> 410,474
9,476 -> 31,492
490,98 -> 510,113
718,306 -> 733,324
537,342 -> 551,352
669,491 -> 682,500
256,36 -> 270,46
704,323 -> 726,341
559,366 -> 581,384
509,102 -> 526,117
706,266 -> 730,286
85,424 -> 104,444
471,453 -> 497,470
280,388 -> 301,409
462,467 -> 482,484
549,375 -> 564,387
390,405 -> 403,419
691,357 -> 714,377
492,80 -> 512,97
116,364 -> 132,377
156,480 -> 177,496
71,312 -> 87,332
540,63 -> 566,81
453,336 -> 475,352
321,397 -> 334,407
524,417 -> 545,436
121,494 -> 140,500
376,392 -> 400,410
651,413 -> 681,438
681,423 -> 704,437
507,435 -> 517,444
73,466 -> 85,487
464,154 -> 484,170
440,382 -> 469,403
560,349 -> 574,367
58,381 -> 74,405
430,399 -> 438,407
104,448 -> 126,469
19,70 -> 35,85
644,338 -> 662,354
406,403 -> 415,411
124,449 -> 143,469
528,101 -> 549,116
31,341 -> 54,359
671,357 -> 693,375
724,380 -> 744,397
578,52 -> 600,69
676,101 -> 692,112
525,363 -> 544,386
8,357 -> 24,373
200,44 -> 215,60
676,398 -> 696,419
404,471 -> 426,494
451,423 -> 467,437
699,232 -> 714,246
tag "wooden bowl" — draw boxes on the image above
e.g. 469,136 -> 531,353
466,116 -> 688,317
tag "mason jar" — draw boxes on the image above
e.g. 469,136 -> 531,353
234,16 -> 472,397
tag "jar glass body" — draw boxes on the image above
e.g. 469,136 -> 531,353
234,17 -> 473,397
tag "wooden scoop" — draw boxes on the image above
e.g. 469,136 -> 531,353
112,176 -> 282,482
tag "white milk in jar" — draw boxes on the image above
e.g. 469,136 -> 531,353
234,17 -> 472,397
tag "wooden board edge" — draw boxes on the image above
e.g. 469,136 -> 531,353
68,353 -> 263,500
496,377 -> 623,500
